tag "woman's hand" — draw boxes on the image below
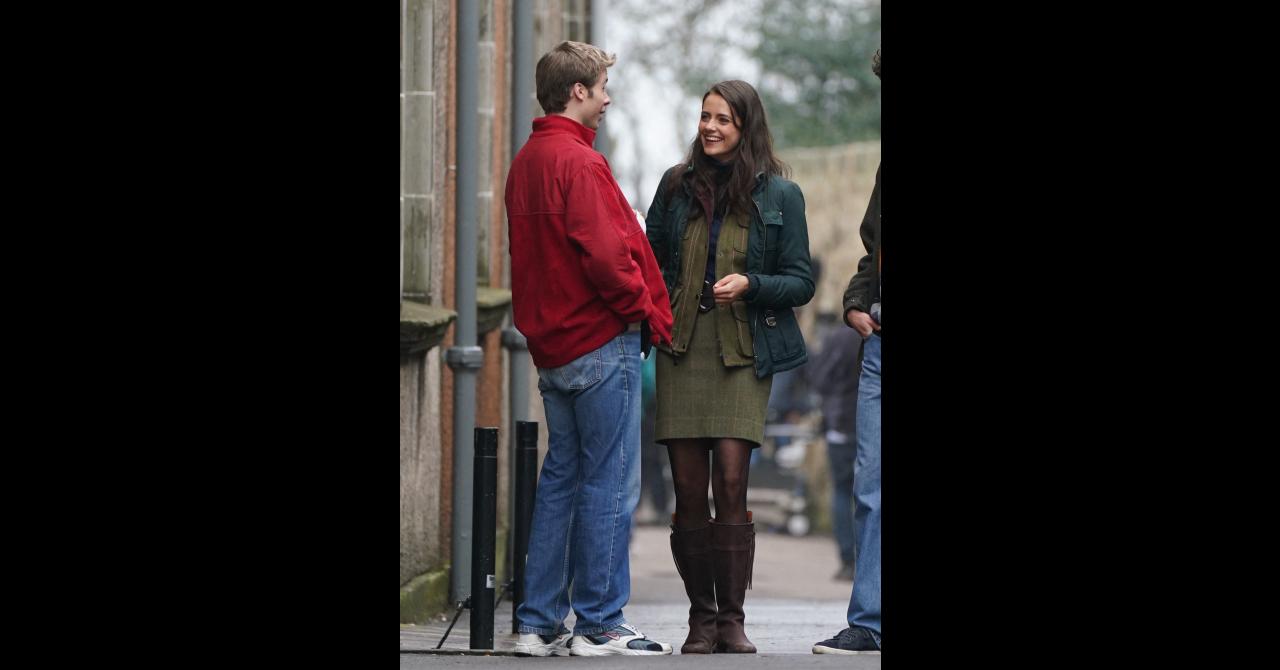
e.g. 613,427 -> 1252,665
712,273 -> 750,304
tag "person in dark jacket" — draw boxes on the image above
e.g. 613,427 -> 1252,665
807,312 -> 862,581
814,47 -> 881,656
645,80 -> 814,655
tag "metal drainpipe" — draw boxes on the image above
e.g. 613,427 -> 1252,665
592,0 -> 610,159
445,0 -> 482,605
511,0 -> 534,156
502,0 -> 534,595
399,1 -> 405,311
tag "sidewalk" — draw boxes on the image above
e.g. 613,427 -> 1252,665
401,524 -> 876,664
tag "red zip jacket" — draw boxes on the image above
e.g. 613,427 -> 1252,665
505,115 -> 673,369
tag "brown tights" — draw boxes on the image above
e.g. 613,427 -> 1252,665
666,438 -> 753,528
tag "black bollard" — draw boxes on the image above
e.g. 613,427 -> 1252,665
512,421 -> 539,633
470,427 -> 498,649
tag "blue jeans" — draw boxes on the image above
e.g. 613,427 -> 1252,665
516,331 -> 642,636
847,332 -> 881,637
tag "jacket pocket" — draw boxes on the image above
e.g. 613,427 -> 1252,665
761,210 -> 783,250
761,210 -> 783,273
540,347 -> 603,392
761,307 -> 798,362
732,300 -> 754,359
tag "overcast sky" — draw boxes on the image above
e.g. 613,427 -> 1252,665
603,1 -> 762,213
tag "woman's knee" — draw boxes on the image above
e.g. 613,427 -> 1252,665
714,470 -> 748,499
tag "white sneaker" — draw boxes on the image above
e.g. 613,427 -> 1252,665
570,623 -> 673,656
512,631 -> 571,656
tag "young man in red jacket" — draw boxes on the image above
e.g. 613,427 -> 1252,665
506,40 -> 674,657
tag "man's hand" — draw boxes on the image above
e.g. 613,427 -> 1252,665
648,310 -> 672,348
713,273 -> 750,304
845,309 -> 881,337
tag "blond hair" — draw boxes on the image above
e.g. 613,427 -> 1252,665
535,41 -> 616,114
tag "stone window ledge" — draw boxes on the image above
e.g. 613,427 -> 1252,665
399,286 -> 512,356
400,301 -> 456,356
476,287 -> 513,336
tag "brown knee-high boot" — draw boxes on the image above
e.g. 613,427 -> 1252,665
670,516 -> 719,654
710,511 -> 756,653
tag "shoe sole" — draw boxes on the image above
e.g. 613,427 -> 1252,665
812,645 -> 881,655
512,647 -> 570,657
512,641 -> 570,657
571,643 -> 673,656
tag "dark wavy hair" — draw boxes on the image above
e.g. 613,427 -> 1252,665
873,48 -> 881,79
667,80 -> 789,215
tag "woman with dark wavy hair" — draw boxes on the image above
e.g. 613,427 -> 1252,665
645,80 -> 814,654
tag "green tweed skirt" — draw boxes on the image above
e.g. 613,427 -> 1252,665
655,308 -> 773,447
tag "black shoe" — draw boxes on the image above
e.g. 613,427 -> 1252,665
812,626 -> 881,654
833,562 -> 855,581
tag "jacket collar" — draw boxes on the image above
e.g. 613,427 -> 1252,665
531,114 -> 596,147
682,162 -> 768,193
